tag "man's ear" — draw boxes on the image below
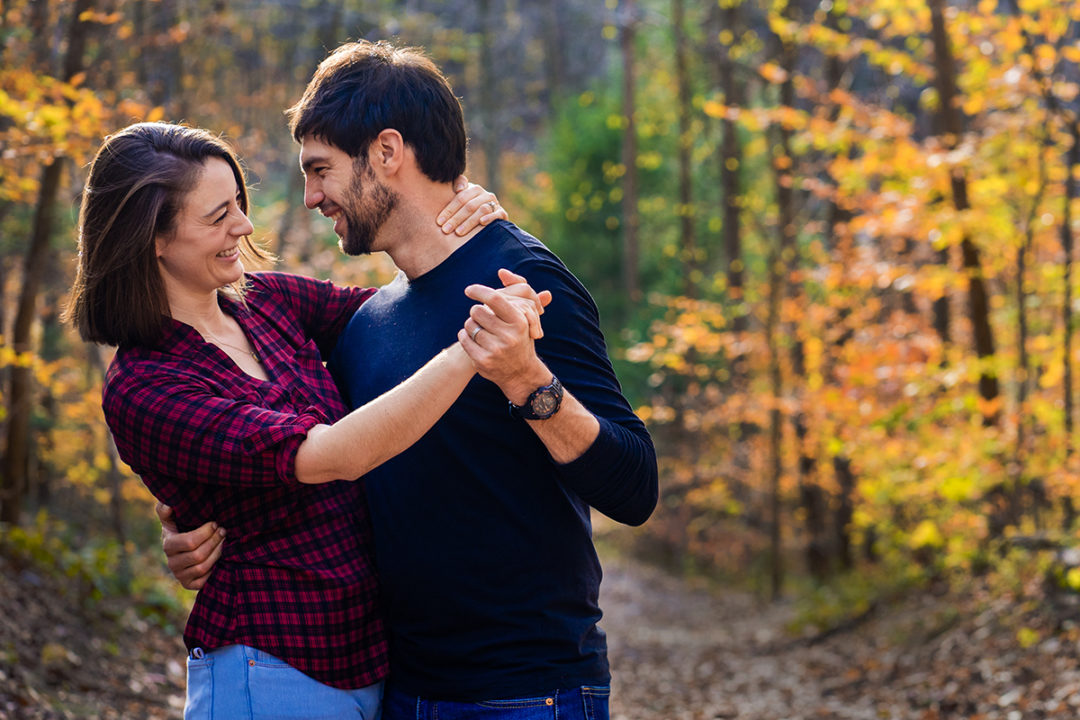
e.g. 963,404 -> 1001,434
372,129 -> 406,175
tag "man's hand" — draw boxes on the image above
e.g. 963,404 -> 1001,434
459,273 -> 554,405
156,502 -> 225,591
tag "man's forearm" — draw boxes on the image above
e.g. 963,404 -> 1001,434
522,390 -> 599,464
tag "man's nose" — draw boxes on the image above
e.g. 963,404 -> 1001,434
303,179 -> 322,210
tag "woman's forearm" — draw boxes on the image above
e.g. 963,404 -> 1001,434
294,343 -> 474,484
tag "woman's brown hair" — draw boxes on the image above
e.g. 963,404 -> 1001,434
65,122 -> 269,347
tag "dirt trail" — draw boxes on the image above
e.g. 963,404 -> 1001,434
601,555 -> 881,720
600,553 -> 1080,720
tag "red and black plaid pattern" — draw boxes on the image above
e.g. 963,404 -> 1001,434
103,272 -> 387,690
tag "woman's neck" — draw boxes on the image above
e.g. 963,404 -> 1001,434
166,288 -> 230,336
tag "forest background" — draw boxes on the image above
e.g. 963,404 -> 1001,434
3,0 -> 1080,705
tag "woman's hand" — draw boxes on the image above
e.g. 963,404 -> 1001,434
437,176 -> 507,236
490,269 -> 551,339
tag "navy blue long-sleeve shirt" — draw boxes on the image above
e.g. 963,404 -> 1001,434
329,220 -> 658,700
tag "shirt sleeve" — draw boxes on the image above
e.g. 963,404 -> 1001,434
512,254 -> 659,527
104,363 -> 323,489
250,272 -> 375,359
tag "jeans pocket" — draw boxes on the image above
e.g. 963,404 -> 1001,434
467,694 -> 556,718
580,685 -> 610,720
184,655 -> 214,720
247,658 -> 378,720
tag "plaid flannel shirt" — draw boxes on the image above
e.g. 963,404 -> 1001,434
103,272 -> 386,690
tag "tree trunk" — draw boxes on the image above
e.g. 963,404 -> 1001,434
929,0 -> 998,424
543,0 -> 565,118
798,425 -> 830,581
932,248 -> 952,345
619,0 -> 641,304
772,0 -> 815,583
766,241 -> 784,600
672,0 -> 696,297
478,0 -> 501,195
1014,131 -> 1047,492
28,0 -> 52,70
823,1 -> 860,573
1065,124 -> 1079,459
87,347 -> 131,588
714,0 -> 746,332
1,0 -> 93,526
834,456 -> 857,569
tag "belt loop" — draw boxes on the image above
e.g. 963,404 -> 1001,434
189,647 -> 205,660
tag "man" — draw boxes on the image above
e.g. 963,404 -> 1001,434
164,40 -> 658,720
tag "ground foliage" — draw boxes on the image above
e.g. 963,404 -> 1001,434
6,532 -> 1080,719
0,542 -> 187,719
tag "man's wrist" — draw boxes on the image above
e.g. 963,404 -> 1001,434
508,375 -> 563,421
502,362 -> 555,406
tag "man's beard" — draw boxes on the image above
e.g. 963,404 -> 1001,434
340,159 -> 398,256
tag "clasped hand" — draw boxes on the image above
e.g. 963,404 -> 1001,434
459,268 -> 554,404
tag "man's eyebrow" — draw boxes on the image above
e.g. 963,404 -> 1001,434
300,155 -> 327,174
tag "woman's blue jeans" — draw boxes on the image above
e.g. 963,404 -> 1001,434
184,644 -> 383,720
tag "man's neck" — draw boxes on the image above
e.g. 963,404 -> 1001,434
384,185 -> 487,281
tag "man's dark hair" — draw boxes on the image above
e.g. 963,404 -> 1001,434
286,40 -> 467,183
65,122 -> 267,347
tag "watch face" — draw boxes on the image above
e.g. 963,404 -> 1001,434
531,390 -> 559,417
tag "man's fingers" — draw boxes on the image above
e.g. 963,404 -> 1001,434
155,502 -> 179,534
468,302 -> 501,329
175,540 -> 224,590
465,284 -> 521,321
163,520 -> 223,555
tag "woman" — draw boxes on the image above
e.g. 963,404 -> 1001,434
65,122 -> 542,719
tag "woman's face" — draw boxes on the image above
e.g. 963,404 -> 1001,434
155,157 -> 254,297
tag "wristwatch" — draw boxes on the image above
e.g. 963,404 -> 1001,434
508,376 -> 564,420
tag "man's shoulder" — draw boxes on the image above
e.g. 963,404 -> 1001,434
474,221 -> 577,290
482,220 -> 557,260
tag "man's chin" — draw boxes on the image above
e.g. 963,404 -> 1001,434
340,235 -> 373,257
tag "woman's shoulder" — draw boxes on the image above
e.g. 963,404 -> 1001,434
245,270 -> 318,298
104,344 -> 210,401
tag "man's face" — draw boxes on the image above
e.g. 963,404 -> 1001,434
300,136 -> 398,256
